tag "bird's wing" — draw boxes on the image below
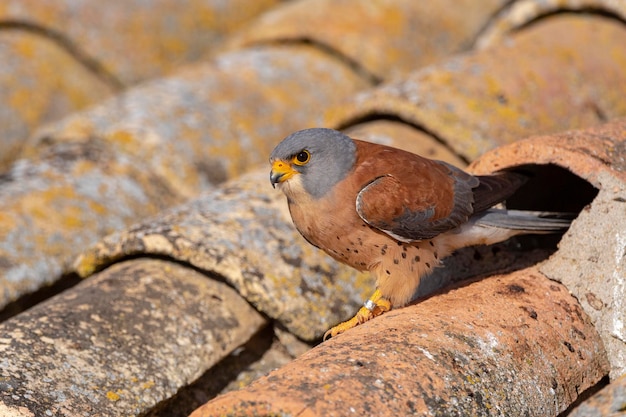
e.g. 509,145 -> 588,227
471,172 -> 528,213
473,209 -> 573,231
355,154 -> 480,241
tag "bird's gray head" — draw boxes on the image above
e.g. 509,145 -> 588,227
269,128 -> 357,199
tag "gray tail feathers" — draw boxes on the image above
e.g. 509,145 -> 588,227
474,209 -> 574,232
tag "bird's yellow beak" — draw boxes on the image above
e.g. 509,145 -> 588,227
270,160 -> 297,188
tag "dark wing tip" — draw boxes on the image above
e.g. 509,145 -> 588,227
472,171 -> 528,213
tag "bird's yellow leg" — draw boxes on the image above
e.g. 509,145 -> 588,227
323,289 -> 392,341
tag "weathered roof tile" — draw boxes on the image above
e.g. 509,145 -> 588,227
0,259 -> 267,416
190,266 -> 608,417
0,0 -> 282,169
328,15 -> 626,160
471,118 -> 626,378
229,0 -> 509,81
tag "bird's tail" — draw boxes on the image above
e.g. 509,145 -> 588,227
473,209 -> 574,233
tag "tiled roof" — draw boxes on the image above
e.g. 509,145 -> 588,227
1,1 -> 625,416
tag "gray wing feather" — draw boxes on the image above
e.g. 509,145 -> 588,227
474,209 -> 573,232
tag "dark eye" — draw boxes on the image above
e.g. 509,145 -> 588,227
293,150 -> 311,165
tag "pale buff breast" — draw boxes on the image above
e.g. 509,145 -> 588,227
370,238 -> 444,307
289,191 -> 446,307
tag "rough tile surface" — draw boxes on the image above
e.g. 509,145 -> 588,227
191,267 -> 609,417
0,259 -> 267,416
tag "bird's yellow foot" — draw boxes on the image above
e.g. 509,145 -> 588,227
323,289 -> 391,340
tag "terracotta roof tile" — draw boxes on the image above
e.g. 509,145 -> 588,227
191,266 -> 608,417
0,259 -> 267,415
0,0 -> 281,170
229,0 -> 510,81
328,15 -> 626,160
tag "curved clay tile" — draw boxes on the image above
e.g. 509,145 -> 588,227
328,15 -> 626,161
0,0 -> 281,170
190,266 -> 608,416
0,259 -> 267,416
476,0 -> 626,49
470,117 -> 626,379
0,0 -> 282,84
0,140 -> 181,310
0,31 -> 114,171
229,0 -> 509,81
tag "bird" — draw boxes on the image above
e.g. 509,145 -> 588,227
269,128 -> 571,340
